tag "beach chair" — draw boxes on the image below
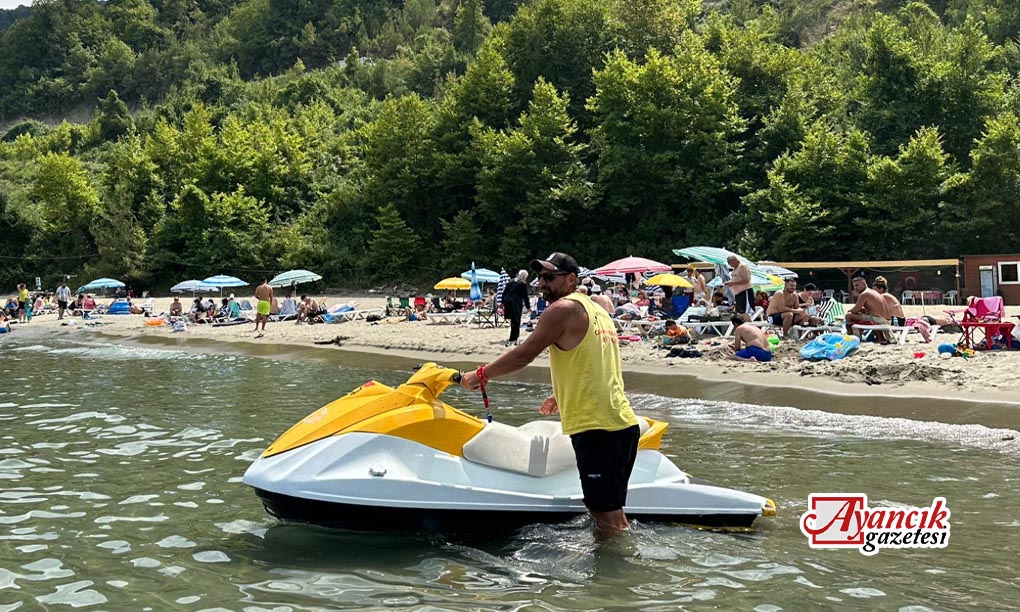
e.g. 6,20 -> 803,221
901,290 -> 916,305
942,290 -> 958,305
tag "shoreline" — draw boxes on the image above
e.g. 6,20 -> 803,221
6,294 -> 1019,429
12,321 -> 1020,429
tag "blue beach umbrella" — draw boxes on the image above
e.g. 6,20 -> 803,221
76,278 -> 125,294
469,262 -> 482,302
460,267 -> 501,283
201,275 -> 249,296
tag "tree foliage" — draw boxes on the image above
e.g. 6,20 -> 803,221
3,0 -> 1020,290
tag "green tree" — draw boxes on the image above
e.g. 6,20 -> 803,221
587,43 -> 745,251
497,0 -> 618,124
454,0 -> 492,54
95,89 -> 134,141
862,127 -> 954,258
943,112 -> 1020,254
439,209 -> 483,273
744,123 -> 871,260
369,203 -> 419,280
30,152 -> 100,261
473,78 -> 590,262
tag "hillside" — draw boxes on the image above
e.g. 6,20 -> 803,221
1,0 -> 1019,289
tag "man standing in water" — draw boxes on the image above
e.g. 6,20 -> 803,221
253,279 -> 273,337
460,252 -> 640,533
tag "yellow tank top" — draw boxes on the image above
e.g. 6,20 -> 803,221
19,288 -> 29,301
549,293 -> 638,435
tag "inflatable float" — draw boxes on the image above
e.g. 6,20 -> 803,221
799,333 -> 860,361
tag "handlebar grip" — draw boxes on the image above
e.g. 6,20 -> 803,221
451,372 -> 462,383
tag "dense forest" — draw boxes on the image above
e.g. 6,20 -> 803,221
1,0 -> 1020,289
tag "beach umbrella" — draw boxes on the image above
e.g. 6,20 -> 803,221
756,274 -> 786,292
594,256 -> 671,276
673,246 -> 775,286
434,277 -> 471,291
76,277 -> 125,294
495,268 -> 510,305
269,269 -> 322,288
756,262 -> 798,280
201,275 -> 249,296
460,267 -> 502,283
469,262 -> 482,302
171,280 -> 217,293
645,273 -> 694,289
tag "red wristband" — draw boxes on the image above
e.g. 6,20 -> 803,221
475,365 -> 489,387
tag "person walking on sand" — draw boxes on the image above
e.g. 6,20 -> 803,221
253,279 -> 273,336
17,284 -> 29,323
730,315 -> 772,362
56,282 -> 71,320
459,252 -> 640,534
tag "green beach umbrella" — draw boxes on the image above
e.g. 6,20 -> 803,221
269,269 -> 322,288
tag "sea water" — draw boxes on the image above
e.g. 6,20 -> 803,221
0,334 -> 1017,611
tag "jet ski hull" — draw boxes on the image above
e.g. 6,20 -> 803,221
243,432 -> 771,533
252,488 -> 761,533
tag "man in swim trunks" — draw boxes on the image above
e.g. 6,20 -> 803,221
730,316 -> 772,362
253,279 -> 273,335
766,278 -> 809,338
459,252 -> 640,533
845,276 -> 891,339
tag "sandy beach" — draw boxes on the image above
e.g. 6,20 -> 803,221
9,294 -> 1020,419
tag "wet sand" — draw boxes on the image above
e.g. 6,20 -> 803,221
9,295 -> 1020,427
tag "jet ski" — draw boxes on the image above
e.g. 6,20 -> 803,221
243,363 -> 776,533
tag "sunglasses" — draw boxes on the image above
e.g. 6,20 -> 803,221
538,272 -> 570,283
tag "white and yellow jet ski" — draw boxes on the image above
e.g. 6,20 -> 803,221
243,363 -> 776,533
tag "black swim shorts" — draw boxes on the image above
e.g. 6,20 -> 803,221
570,424 -> 640,513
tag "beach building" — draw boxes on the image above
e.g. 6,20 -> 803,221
961,254 -> 1020,305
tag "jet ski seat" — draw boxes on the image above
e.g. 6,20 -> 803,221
461,417 -> 650,478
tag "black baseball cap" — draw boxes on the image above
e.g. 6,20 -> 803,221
531,252 -> 580,275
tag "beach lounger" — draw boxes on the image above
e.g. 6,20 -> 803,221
852,324 -> 912,344
853,324 -> 939,344
686,320 -> 732,337
790,324 -> 844,341
427,311 -> 474,325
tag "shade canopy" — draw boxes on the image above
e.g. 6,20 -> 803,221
202,275 -> 249,288
460,268 -> 501,283
269,269 -> 322,288
171,280 -> 217,293
594,256 -> 671,276
434,277 -> 471,290
76,278 -> 125,293
756,262 -> 798,280
756,274 -> 786,292
674,246 -> 775,286
644,273 -> 694,289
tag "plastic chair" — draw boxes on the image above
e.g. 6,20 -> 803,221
943,290 -> 958,305
901,290 -> 915,305
822,289 -> 834,300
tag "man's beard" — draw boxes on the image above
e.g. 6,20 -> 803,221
541,285 -> 572,303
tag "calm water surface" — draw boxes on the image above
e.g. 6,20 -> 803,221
1,335 -> 1018,611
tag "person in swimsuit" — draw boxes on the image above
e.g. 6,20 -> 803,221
253,279 -> 273,335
